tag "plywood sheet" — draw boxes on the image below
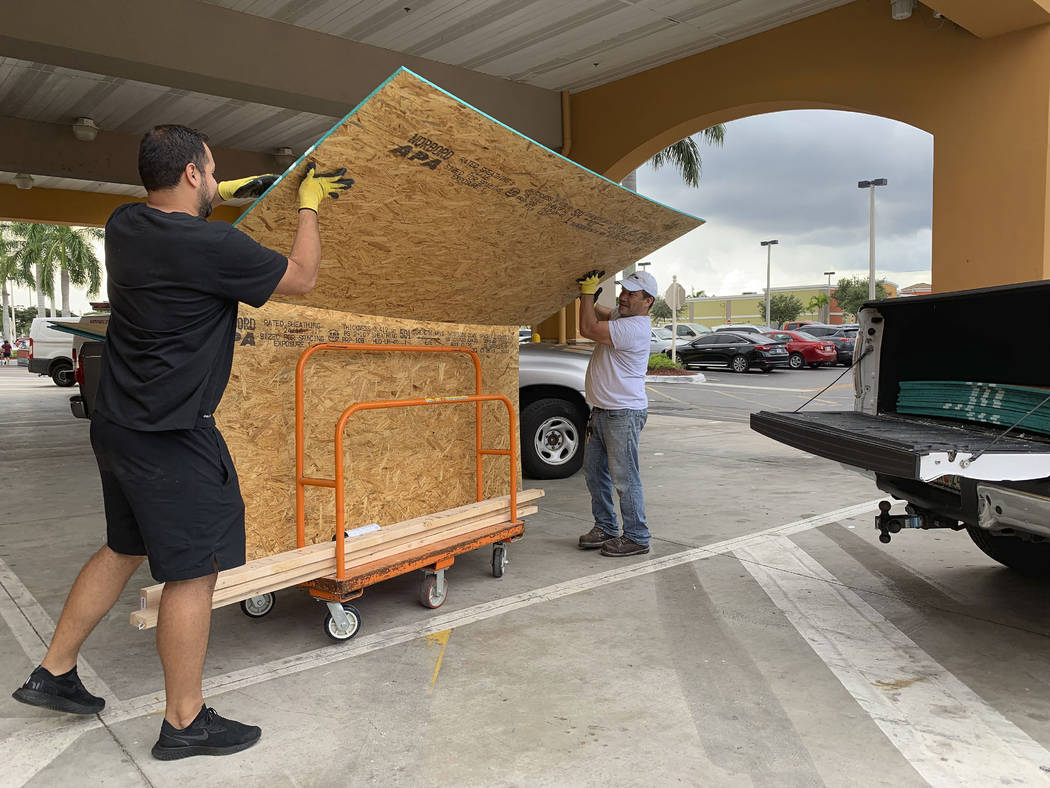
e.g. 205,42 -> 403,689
218,302 -> 518,559
234,67 -> 702,326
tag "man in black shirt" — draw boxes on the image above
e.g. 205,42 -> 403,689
12,125 -> 351,760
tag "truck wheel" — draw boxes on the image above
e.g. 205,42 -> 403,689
51,362 -> 75,387
521,398 -> 586,480
966,526 -> 1050,576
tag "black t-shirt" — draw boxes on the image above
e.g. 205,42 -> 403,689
95,203 -> 287,431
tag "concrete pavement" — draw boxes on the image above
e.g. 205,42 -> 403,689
3,365 -> 1050,786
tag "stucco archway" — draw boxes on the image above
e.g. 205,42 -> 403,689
569,0 -> 1050,292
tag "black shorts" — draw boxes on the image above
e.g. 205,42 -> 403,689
90,414 -> 246,582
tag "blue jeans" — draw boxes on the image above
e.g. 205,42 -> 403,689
584,407 -> 649,546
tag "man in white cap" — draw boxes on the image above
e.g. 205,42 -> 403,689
574,268 -> 657,556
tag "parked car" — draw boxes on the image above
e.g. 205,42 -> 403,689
760,330 -> 837,370
518,327 -> 533,342
653,326 -> 673,340
783,320 -> 821,331
712,323 -> 764,334
793,323 -> 838,338
662,322 -> 712,341
665,331 -> 789,373
518,343 -> 590,479
649,329 -> 671,355
825,326 -> 858,365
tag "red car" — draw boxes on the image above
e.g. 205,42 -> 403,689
760,330 -> 837,370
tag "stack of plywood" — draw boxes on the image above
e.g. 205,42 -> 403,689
216,67 -> 701,561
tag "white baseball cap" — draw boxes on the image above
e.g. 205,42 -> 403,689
616,270 -> 658,297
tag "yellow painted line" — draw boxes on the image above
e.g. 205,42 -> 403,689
646,385 -> 689,404
426,629 -> 451,693
804,384 -> 852,391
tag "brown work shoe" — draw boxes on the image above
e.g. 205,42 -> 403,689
600,536 -> 650,557
579,526 -> 616,549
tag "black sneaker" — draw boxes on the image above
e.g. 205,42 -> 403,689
152,705 -> 261,761
12,665 -> 105,715
600,536 -> 650,557
578,525 -> 616,549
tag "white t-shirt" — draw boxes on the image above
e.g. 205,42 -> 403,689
584,311 -> 651,410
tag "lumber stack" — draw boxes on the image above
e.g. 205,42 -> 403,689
130,490 -> 542,630
897,381 -> 1050,435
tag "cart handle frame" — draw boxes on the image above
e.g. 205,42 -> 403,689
294,343 -> 518,580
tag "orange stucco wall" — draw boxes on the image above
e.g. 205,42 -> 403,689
569,0 -> 1050,293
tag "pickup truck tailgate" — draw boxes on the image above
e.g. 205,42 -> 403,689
750,410 -> 1050,482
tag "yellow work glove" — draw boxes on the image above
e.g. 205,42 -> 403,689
576,269 -> 605,296
298,161 -> 354,213
217,174 -> 278,201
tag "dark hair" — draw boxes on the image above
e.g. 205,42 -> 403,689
138,125 -> 209,192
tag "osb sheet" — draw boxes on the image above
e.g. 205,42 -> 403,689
217,302 -> 518,559
235,67 -> 702,326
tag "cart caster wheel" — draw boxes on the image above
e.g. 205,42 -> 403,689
323,604 -> 362,641
420,574 -> 448,609
240,593 -> 275,618
492,545 -> 508,578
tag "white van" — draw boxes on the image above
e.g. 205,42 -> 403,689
27,316 -> 107,387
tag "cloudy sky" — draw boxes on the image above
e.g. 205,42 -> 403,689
633,109 -> 933,299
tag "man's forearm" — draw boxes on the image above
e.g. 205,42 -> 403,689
579,293 -> 598,336
288,209 -> 322,286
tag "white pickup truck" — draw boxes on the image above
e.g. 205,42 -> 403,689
751,280 -> 1050,575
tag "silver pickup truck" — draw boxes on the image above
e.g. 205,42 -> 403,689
72,336 -> 591,480
751,280 -> 1050,575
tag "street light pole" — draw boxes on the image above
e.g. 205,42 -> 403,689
857,179 -> 887,300
760,240 -> 778,328
823,270 -> 835,323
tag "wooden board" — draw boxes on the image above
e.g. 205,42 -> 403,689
138,491 -> 543,609
235,67 -> 702,326
219,302 -> 519,559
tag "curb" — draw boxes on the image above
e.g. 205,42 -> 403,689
645,372 -> 706,384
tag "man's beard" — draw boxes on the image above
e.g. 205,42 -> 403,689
197,184 -> 213,219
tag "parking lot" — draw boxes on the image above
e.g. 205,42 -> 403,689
647,364 -> 854,423
4,364 -> 1050,787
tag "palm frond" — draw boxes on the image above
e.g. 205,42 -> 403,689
647,124 -> 727,188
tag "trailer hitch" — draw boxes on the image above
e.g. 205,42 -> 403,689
875,501 -> 964,543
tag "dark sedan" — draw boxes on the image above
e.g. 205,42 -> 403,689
825,326 -> 858,365
664,331 -> 790,373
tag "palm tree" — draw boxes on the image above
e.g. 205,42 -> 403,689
648,126 -> 726,187
621,125 -> 727,192
8,223 -> 104,319
615,126 -> 727,291
0,224 -> 34,341
10,223 -> 56,318
52,226 -> 104,316
807,293 -> 831,323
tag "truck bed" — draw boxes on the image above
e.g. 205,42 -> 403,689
750,410 -> 1050,482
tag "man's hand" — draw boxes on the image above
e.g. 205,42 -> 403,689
298,162 -> 354,213
217,174 -> 278,201
576,269 -> 605,296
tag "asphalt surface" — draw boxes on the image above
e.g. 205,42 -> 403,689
646,364 -> 855,423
